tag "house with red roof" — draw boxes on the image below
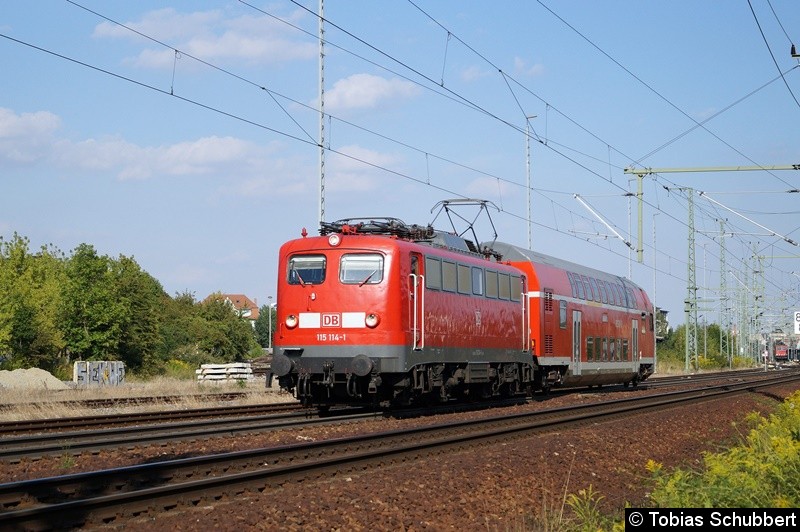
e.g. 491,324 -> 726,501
218,294 -> 260,326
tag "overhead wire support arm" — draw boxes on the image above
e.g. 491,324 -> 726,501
697,191 -> 798,246
624,164 -> 800,175
573,194 -> 634,251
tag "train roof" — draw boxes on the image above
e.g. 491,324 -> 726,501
316,218 -> 643,290
319,218 -> 494,258
489,241 -> 641,288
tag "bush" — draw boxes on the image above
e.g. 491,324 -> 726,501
647,391 -> 800,507
163,359 -> 196,380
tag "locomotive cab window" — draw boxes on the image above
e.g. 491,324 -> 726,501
340,254 -> 384,285
288,255 -> 326,285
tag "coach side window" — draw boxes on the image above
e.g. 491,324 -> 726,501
485,270 -> 499,298
288,255 -> 326,285
472,267 -> 484,296
608,283 -> 618,306
498,273 -> 511,300
581,276 -> 593,302
589,278 -> 600,302
442,261 -> 458,292
559,300 -> 567,329
511,275 -> 523,302
598,281 -> 608,304
457,264 -> 472,295
567,272 -> 578,298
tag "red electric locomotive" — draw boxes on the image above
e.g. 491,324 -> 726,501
774,342 -> 789,363
271,218 -> 533,407
271,205 -> 654,407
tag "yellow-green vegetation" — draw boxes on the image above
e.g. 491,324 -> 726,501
647,391 -> 800,508
163,359 -> 196,380
564,486 -> 621,532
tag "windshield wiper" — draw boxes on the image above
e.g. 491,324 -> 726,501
359,270 -> 378,287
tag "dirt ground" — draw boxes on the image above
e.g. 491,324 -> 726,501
3,380 -> 797,531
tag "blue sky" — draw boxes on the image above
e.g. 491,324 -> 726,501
2,1 -> 800,333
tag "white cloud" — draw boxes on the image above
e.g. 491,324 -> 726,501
323,74 -> 420,112
327,144 -> 404,192
1,105 -> 307,194
464,176 -> 511,200
93,8 -> 220,41
513,57 -> 545,77
0,108 -> 61,163
93,8 -> 316,68
51,135 -> 259,180
461,65 -> 491,82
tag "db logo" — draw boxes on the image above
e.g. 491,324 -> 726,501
322,313 -> 341,327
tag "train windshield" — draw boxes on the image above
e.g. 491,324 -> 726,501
340,254 -> 384,285
288,255 -> 326,285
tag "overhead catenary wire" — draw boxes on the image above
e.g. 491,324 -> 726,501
6,1 -> 798,318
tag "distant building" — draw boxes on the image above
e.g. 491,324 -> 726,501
217,294 -> 260,327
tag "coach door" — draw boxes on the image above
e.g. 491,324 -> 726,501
409,253 -> 425,350
632,318 -> 639,364
572,310 -> 582,376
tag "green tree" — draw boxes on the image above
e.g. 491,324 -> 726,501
59,244 -> 125,360
0,233 -> 66,370
160,290 -> 199,363
111,255 -> 167,372
254,303 -> 276,349
196,294 -> 259,361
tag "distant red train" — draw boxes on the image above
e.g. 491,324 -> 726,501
774,342 -> 789,362
271,213 -> 655,407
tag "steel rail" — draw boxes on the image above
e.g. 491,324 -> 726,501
1,372 -> 797,530
0,407 -> 374,462
0,401 -> 303,435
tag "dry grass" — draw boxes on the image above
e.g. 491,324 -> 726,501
0,377 -> 295,421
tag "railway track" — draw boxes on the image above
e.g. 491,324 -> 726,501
0,400 -> 303,436
0,391 -> 255,412
3,368 -> 796,461
642,366 -> 800,388
0,404 -> 375,462
1,371 -> 798,530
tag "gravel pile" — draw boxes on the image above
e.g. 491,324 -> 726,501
0,368 -> 69,390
